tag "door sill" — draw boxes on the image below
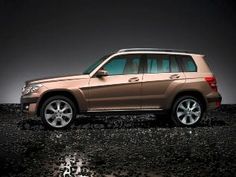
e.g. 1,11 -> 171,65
87,108 -> 163,113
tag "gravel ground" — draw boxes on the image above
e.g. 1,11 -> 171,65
0,104 -> 235,177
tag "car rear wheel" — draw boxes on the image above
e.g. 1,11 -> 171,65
40,96 -> 76,129
171,96 -> 203,127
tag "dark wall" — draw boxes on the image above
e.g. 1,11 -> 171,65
0,0 -> 235,103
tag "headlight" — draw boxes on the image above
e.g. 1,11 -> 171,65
23,84 -> 43,95
22,84 -> 26,93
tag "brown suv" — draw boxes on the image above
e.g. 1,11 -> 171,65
21,48 -> 222,129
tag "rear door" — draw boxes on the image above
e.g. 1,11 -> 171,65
141,54 -> 185,110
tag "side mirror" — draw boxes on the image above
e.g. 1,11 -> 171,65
96,69 -> 108,77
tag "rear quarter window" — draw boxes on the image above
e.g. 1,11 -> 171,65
181,56 -> 197,72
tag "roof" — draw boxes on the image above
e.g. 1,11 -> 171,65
117,48 -> 201,55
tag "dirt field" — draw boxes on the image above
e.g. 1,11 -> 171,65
0,104 -> 235,177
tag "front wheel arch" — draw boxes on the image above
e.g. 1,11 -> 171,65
37,90 -> 79,117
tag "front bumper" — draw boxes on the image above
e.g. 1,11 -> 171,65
21,96 -> 39,114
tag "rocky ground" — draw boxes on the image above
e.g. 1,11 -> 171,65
0,104 -> 235,177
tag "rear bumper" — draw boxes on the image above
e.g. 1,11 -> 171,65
206,93 -> 222,110
20,96 -> 39,114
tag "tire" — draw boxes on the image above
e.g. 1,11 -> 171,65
171,95 -> 204,127
40,96 -> 76,129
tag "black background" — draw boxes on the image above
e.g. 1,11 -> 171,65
0,0 -> 235,103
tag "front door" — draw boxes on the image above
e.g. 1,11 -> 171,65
88,54 -> 143,111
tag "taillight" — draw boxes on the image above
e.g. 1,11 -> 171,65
205,77 -> 217,92
216,100 -> 221,108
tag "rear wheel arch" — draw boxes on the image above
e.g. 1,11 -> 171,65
171,90 -> 207,112
37,90 -> 79,117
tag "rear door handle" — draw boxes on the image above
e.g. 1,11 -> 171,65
169,74 -> 180,79
128,77 -> 139,82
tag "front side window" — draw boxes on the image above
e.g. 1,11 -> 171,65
103,55 -> 141,75
146,54 -> 180,73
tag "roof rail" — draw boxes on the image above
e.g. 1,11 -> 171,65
118,48 -> 194,54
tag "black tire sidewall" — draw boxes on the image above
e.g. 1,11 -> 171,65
171,95 -> 203,127
40,96 -> 76,129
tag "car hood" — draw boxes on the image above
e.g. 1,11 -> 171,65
26,74 -> 89,85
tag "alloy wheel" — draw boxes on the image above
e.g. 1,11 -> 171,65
176,98 -> 201,125
44,100 -> 73,128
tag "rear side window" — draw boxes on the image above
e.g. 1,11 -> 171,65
181,56 -> 197,72
146,54 -> 180,73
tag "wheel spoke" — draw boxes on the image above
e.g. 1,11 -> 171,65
62,113 -> 72,119
191,102 -> 197,110
45,113 -> 54,120
56,101 -> 61,110
177,111 -> 185,117
60,118 -> 67,125
51,118 -> 58,126
61,104 -> 70,112
181,115 -> 187,124
48,105 -> 57,113
188,116 -> 195,124
187,100 -> 191,109
192,111 -> 201,117
179,103 -> 186,111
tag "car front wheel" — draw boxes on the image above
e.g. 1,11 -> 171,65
40,96 -> 76,129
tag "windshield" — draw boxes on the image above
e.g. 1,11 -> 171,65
83,54 -> 112,74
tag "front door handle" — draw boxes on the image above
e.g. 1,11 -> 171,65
169,74 -> 180,79
128,77 -> 139,82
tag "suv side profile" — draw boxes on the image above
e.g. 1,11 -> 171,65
21,48 -> 222,129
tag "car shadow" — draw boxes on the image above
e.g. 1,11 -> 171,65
17,114 -> 228,131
